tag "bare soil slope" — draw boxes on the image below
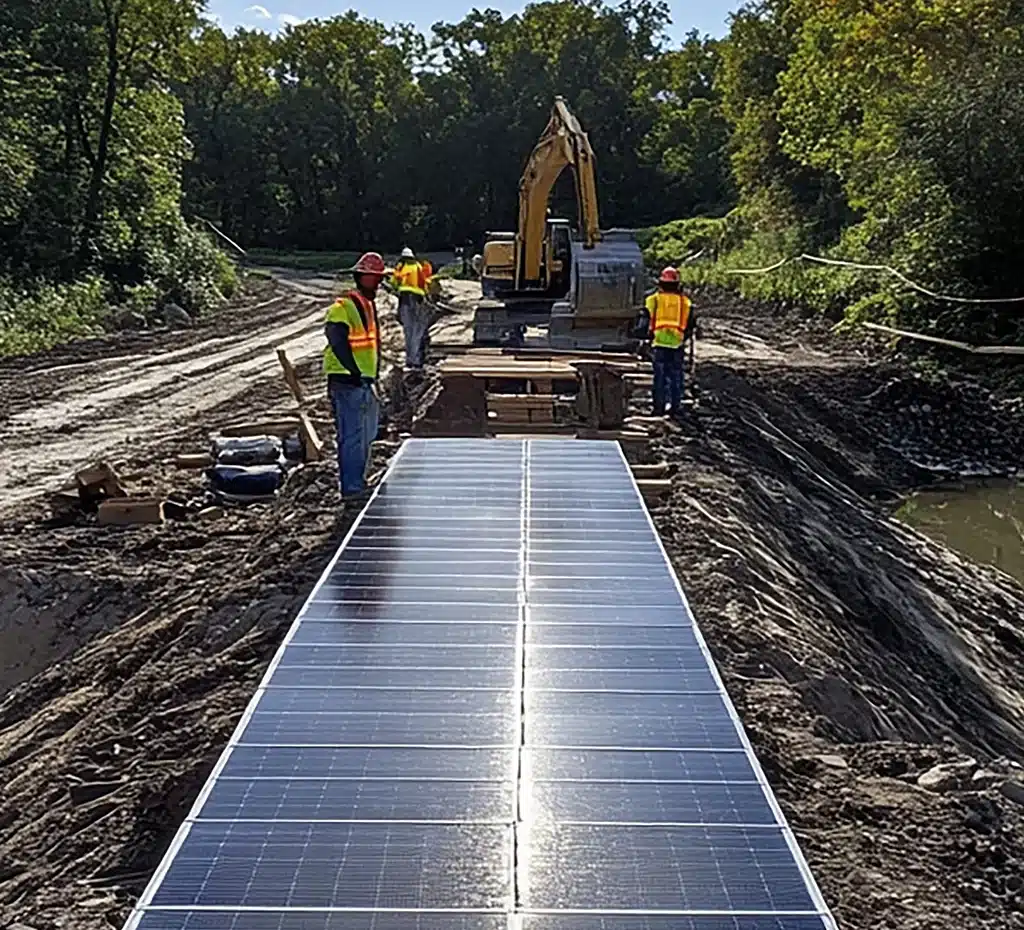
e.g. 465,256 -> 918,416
1,283 -> 1023,929
649,293 -> 1024,929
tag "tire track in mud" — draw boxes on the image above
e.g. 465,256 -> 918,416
0,278 -> 352,513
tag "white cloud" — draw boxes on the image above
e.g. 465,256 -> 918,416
244,5 -> 272,18
199,10 -> 221,23
278,12 -> 304,27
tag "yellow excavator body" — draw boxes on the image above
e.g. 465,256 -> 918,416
475,96 -> 644,350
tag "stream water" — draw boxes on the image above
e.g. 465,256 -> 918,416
895,481 -> 1024,584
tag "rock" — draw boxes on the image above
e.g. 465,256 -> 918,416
917,759 -> 977,792
163,302 -> 192,328
114,310 -> 148,331
972,769 -> 1005,789
999,780 -> 1024,807
817,754 -> 850,770
197,505 -> 225,521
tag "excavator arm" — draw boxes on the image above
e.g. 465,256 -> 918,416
516,96 -> 601,287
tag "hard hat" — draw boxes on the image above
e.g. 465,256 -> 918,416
658,266 -> 681,283
401,246 -> 415,259
351,252 -> 387,276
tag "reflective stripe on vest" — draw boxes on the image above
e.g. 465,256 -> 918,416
393,261 -> 426,296
651,292 -> 691,348
323,291 -> 379,378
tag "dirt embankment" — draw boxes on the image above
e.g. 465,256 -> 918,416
0,281 -> 1023,929
649,292 -> 1024,930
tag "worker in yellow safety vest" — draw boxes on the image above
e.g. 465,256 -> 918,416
645,266 -> 695,417
324,251 -> 386,503
392,246 -> 433,370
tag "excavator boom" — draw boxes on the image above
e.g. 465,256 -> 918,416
516,96 -> 601,287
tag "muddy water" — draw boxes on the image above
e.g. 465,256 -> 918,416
896,482 -> 1024,584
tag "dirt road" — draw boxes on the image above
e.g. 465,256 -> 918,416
0,273 -> 349,512
1,280 -> 1023,929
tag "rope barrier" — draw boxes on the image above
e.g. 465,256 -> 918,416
709,251 -> 1024,304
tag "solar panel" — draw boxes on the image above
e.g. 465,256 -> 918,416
124,438 -> 835,930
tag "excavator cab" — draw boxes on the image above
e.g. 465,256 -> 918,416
474,98 -> 644,350
481,218 -> 571,301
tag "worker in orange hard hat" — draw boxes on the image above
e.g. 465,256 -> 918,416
323,251 -> 387,503
645,266 -> 695,418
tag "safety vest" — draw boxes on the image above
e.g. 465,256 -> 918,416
645,291 -> 691,349
323,290 -> 379,379
393,261 -> 427,296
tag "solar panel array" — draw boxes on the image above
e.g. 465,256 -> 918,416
125,438 -> 837,930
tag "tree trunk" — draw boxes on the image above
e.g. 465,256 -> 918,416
78,1 -> 120,265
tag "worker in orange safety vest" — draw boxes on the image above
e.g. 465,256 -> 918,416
392,247 -> 433,370
645,266 -> 695,417
323,251 -> 386,503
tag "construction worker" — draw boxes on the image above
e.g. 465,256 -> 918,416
645,266 -> 694,417
392,247 -> 432,369
323,252 -> 386,503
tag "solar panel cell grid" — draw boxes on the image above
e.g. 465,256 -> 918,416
136,914 -> 509,930
521,748 -> 757,782
267,666 -> 516,690
151,822 -> 510,909
256,687 -> 514,715
520,824 -> 815,911
221,746 -> 514,780
241,710 -> 516,746
289,621 -> 519,646
198,777 -> 514,822
524,780 -> 776,824
278,644 -> 517,668
124,438 -> 835,930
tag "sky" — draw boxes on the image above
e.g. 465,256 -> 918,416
202,0 -> 737,42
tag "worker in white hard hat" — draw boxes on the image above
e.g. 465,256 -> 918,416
391,246 -> 433,369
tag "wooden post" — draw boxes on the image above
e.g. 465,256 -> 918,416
573,361 -> 627,430
277,347 -> 306,405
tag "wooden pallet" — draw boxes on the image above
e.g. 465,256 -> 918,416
487,393 -> 556,426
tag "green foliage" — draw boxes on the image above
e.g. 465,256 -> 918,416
701,0 -> 1024,342
0,276 -> 107,356
0,0 -> 238,355
244,249 -> 361,272
177,1 -> 732,252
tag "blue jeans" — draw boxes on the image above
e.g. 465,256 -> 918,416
329,381 -> 379,496
652,345 -> 684,414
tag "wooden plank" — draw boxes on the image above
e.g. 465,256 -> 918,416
487,394 -> 557,409
220,418 -> 301,438
490,423 -> 575,435
299,412 -> 324,462
625,415 -> 668,428
175,452 -> 214,469
276,346 -> 306,405
76,462 -> 126,499
577,428 -> 649,442
632,463 -> 669,479
98,498 -> 164,526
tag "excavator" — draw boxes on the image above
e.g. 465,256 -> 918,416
472,97 -> 646,350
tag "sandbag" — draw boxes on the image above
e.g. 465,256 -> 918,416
211,435 -> 283,466
207,464 -> 285,497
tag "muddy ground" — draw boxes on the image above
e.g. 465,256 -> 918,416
1,279 -> 1023,929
